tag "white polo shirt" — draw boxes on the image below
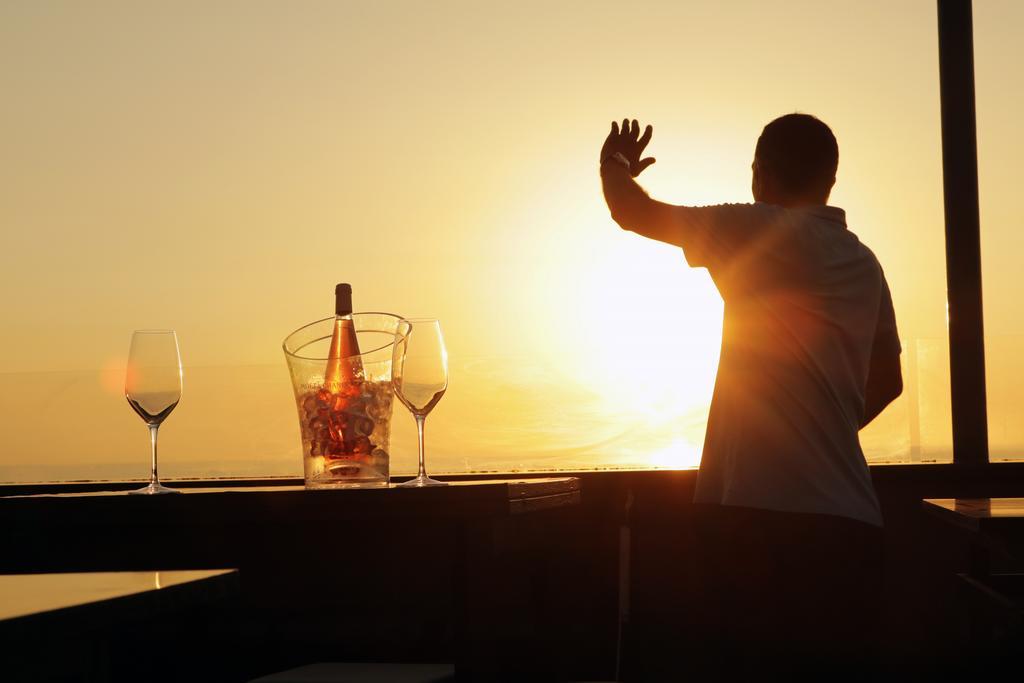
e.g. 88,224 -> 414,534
674,202 -> 897,527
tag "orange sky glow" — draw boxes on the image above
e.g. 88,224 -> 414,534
1,1 -> 1023,482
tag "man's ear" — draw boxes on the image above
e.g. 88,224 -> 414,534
821,175 -> 836,203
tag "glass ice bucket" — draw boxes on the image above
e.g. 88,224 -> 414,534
282,313 -> 402,488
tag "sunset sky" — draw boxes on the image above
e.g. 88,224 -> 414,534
1,1 -> 1022,482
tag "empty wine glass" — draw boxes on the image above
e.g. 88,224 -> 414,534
392,319 -> 449,487
125,330 -> 182,494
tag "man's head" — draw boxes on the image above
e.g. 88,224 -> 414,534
752,113 -> 838,207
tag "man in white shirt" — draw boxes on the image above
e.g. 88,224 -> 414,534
599,114 -> 902,671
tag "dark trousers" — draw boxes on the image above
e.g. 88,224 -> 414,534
691,503 -> 884,676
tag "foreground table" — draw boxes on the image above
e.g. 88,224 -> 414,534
0,569 -> 237,629
1,569 -> 239,681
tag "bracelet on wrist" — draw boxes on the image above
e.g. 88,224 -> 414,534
600,152 -> 631,173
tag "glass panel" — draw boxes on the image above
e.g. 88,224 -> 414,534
976,1 -> 1024,462
0,1 -> 951,482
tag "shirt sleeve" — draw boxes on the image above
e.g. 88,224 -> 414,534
671,202 -> 792,280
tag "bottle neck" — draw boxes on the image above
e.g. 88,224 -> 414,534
335,284 -> 353,318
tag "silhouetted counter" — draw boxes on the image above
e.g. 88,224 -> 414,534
0,478 -> 582,680
0,477 -> 581,530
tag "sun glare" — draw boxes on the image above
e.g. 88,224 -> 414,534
491,172 -> 726,469
99,356 -> 128,395
647,437 -> 703,469
573,228 -> 723,422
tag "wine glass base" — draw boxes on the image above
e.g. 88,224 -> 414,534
396,475 -> 449,488
129,481 -> 181,495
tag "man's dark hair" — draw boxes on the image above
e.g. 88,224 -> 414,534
755,113 -> 838,196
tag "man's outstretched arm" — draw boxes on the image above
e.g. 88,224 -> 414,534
600,119 -> 683,247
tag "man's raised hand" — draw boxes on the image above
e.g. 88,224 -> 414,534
600,119 -> 657,177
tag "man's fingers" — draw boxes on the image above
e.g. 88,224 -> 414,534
600,121 -> 620,164
638,124 -> 653,150
634,157 -> 656,176
604,118 -> 654,171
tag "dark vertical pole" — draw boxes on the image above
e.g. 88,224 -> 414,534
937,0 -> 988,464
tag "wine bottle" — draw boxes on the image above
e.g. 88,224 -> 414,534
324,283 -> 364,394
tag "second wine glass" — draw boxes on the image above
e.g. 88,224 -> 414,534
392,319 -> 448,487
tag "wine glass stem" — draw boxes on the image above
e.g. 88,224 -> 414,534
149,424 -> 160,485
415,415 -> 427,479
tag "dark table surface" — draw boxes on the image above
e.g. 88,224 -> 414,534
0,478 -> 585,679
923,497 -> 1024,569
922,497 -> 1024,533
0,477 -> 581,524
